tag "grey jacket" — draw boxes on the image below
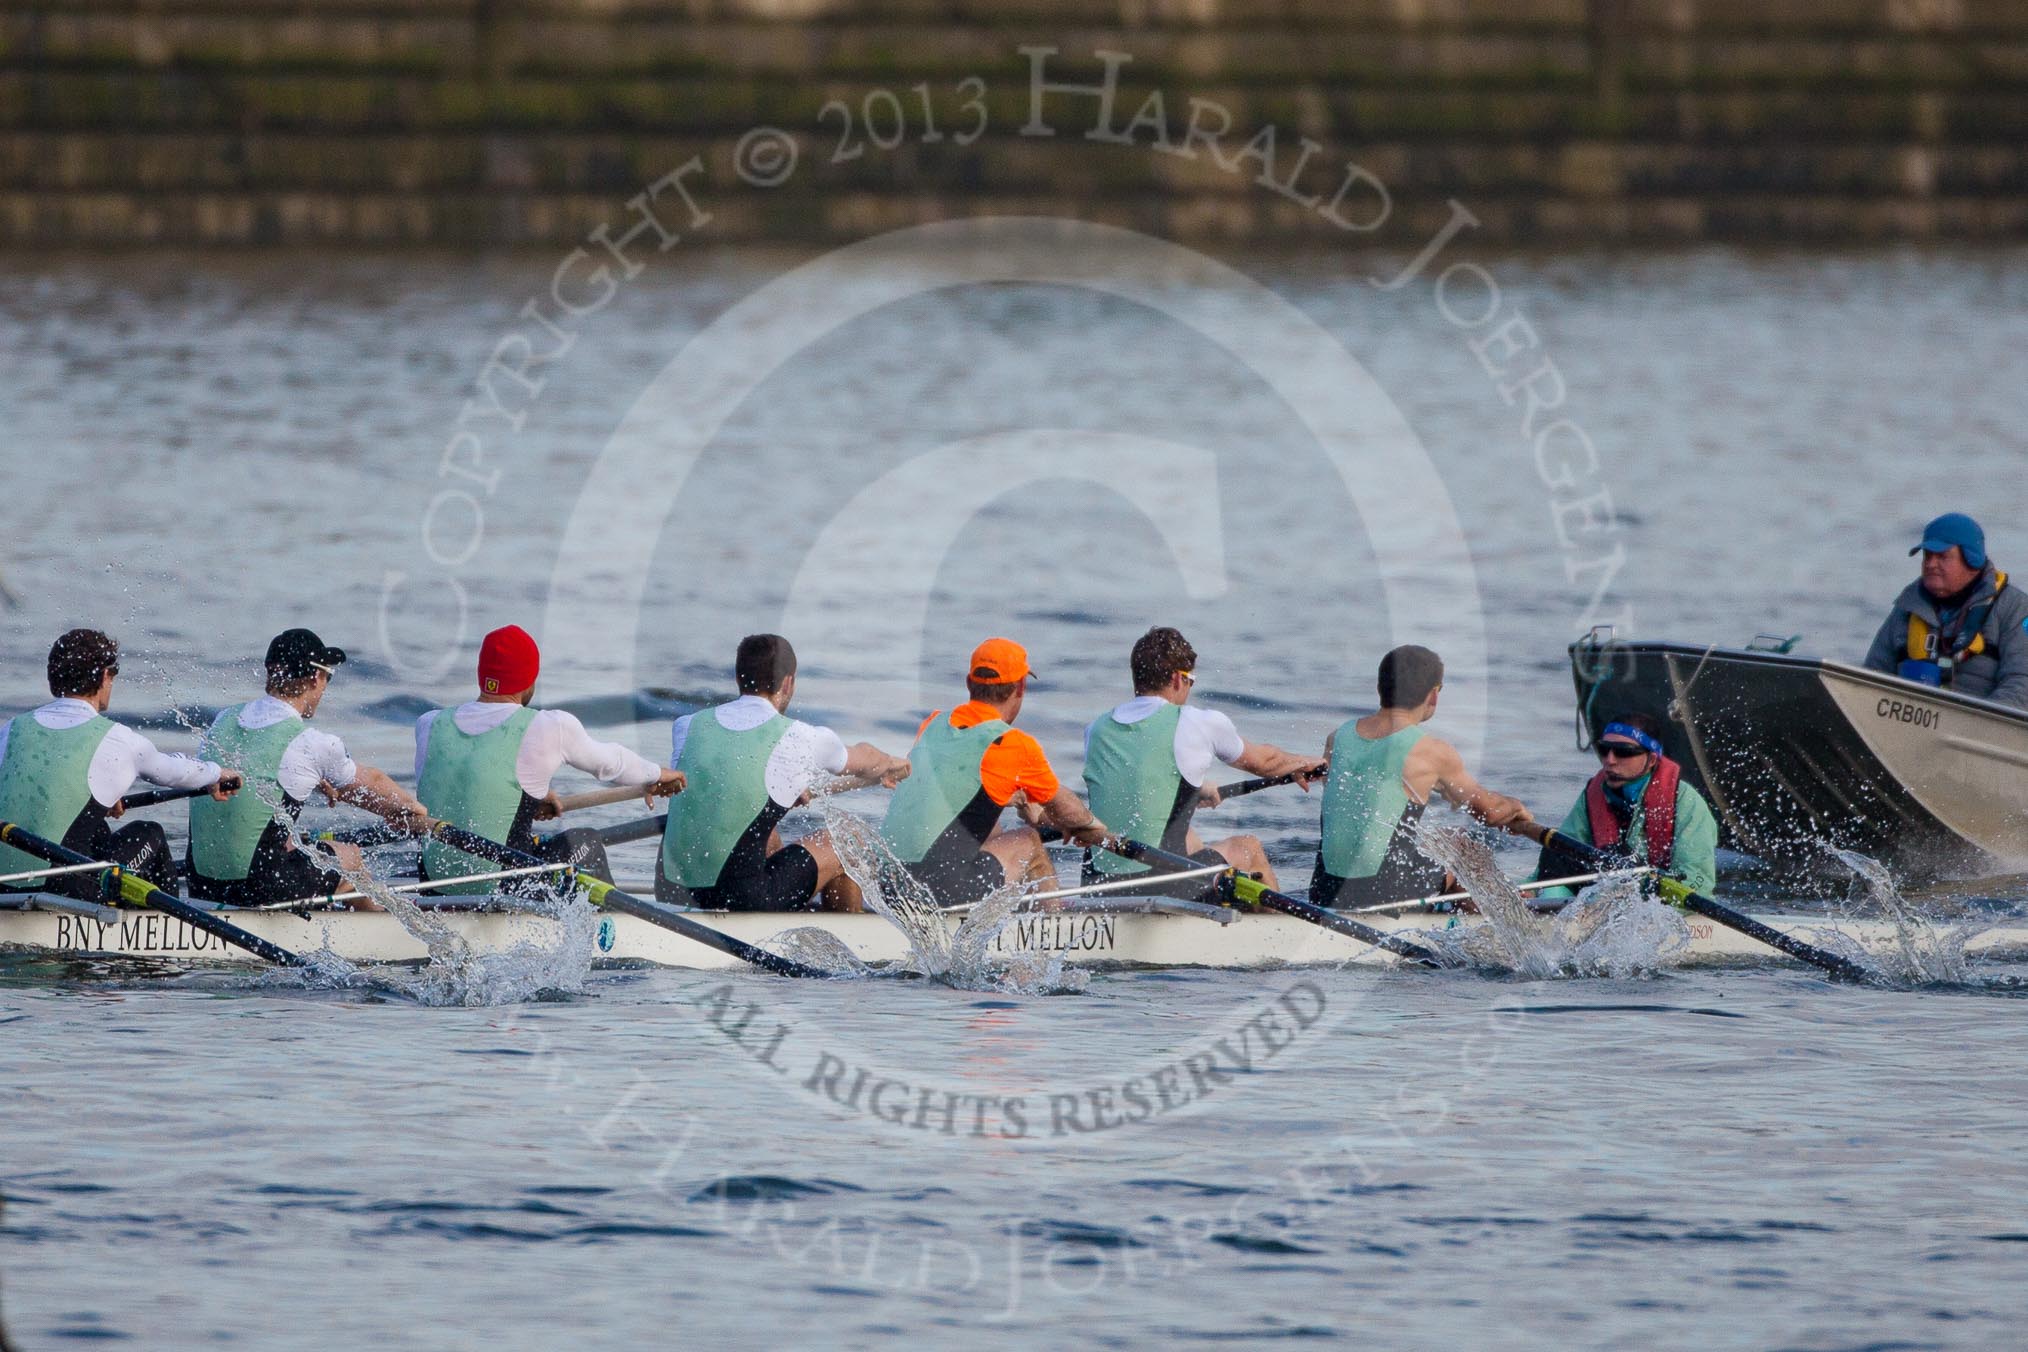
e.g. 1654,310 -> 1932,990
1863,567 -> 2028,710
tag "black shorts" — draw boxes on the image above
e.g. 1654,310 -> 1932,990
904,850 -> 1008,908
191,843 -> 345,906
1082,846 -> 1229,903
1309,856 -> 1446,910
675,844 -> 823,913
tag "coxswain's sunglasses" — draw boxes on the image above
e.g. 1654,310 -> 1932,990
1596,742 -> 1648,762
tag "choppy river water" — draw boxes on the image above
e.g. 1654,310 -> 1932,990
2,242 -> 2025,1348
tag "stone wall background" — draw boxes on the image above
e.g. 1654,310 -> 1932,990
2,0 -> 2024,245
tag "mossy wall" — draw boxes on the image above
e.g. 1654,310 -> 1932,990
2,0 -> 2023,244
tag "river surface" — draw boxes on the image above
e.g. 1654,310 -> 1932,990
2,243 -> 2027,1348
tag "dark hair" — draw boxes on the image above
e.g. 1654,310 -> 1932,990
48,629 -> 119,699
1377,645 -> 1444,709
1606,711 -> 1666,745
735,634 -> 797,696
967,678 -> 1020,704
266,671 -> 321,699
1130,626 -> 1197,695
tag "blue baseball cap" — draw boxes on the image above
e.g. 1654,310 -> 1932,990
1912,513 -> 1986,569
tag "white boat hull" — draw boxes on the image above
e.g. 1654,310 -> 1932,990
5,894 -> 2025,973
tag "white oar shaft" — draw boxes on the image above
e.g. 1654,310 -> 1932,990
0,860 -> 116,886
271,863 -> 572,909
1354,868 -> 1654,916
945,864 -> 1230,912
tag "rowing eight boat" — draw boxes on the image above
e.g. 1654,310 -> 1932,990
4,885 -> 2021,972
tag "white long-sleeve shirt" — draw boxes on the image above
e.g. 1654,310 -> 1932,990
212,696 -> 359,802
1084,696 -> 1246,787
670,695 -> 850,808
0,698 -> 224,806
414,702 -> 664,798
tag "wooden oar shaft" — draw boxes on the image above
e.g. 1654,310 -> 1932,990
0,821 -> 308,969
1529,825 -> 1871,983
423,820 -> 830,980
551,784 -> 662,814
1101,837 -> 1441,967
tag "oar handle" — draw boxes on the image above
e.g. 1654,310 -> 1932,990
0,820 -> 307,968
1532,826 -> 1871,983
1211,768 -> 1325,802
114,785 -> 211,812
424,820 -> 829,980
549,784 -> 666,815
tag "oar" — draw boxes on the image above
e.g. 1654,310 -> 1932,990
1210,769 -> 1325,802
113,784 -> 213,812
1521,824 -> 1872,983
548,784 -> 666,815
0,820 -> 310,969
1098,836 -> 1443,967
579,814 -> 668,848
420,820 -> 833,979
1348,869 -> 1646,917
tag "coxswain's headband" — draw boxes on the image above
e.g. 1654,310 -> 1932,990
1599,722 -> 1664,757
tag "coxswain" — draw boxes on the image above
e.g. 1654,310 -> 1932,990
187,629 -> 426,908
1311,645 -> 1531,908
415,624 -> 685,893
0,629 -> 241,900
659,634 -> 910,912
879,638 -> 1107,905
1082,626 -> 1323,899
1863,513 -> 2028,709
1533,711 -> 1718,896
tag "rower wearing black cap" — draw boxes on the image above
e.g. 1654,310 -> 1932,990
187,628 -> 426,907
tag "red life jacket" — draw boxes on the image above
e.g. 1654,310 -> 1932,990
1585,754 -> 1682,866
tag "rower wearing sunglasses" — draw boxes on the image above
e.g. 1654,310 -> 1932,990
1532,711 -> 1718,897
1082,626 -> 1324,900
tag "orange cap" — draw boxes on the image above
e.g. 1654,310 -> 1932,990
968,638 -> 1033,684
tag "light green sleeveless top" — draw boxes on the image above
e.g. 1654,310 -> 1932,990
661,707 -> 792,889
418,705 -> 537,895
1320,722 -> 1427,880
1083,702 -> 1185,877
0,713 -> 114,886
190,703 -> 302,882
879,713 -> 1008,865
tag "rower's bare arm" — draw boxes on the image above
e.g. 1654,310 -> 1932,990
1425,741 -> 1532,830
1231,741 -> 1329,789
332,765 -> 427,825
1040,790 -> 1108,847
840,742 -> 911,789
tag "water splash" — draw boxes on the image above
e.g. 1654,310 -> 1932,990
250,812 -> 599,1006
1822,850 -> 1978,986
813,797 -> 1086,994
1414,824 -> 1688,979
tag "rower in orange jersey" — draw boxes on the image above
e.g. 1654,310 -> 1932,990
878,639 -> 1108,906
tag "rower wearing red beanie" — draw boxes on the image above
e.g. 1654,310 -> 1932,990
414,624 -> 686,893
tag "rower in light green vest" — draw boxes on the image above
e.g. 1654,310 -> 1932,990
1082,626 -> 1324,899
658,634 -> 909,912
188,628 -> 424,907
415,624 -> 685,896
1310,645 -> 1533,909
0,628 -> 237,900
878,637 -> 1108,908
